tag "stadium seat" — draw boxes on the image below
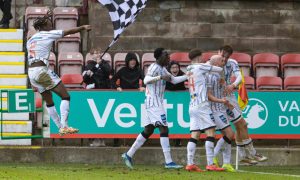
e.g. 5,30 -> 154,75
284,76 -> 300,90
61,74 -> 84,89
231,76 -> 255,90
256,76 -> 282,90
25,7 -> 49,30
230,52 -> 252,76
202,52 -> 217,62
53,7 -> 78,30
85,52 -> 112,66
58,52 -> 83,76
113,52 -> 140,73
141,53 -> 155,75
49,52 -> 56,72
253,53 -> 279,78
169,52 -> 190,72
281,53 -> 300,78
55,33 -> 80,53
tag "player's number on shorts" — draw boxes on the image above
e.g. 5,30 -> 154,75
219,115 -> 227,124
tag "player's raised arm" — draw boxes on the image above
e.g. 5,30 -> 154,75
63,25 -> 91,36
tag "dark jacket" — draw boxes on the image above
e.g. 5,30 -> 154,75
112,52 -> 144,89
166,61 -> 187,91
83,60 -> 112,89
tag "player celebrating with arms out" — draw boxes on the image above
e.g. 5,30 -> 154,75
218,45 -> 267,164
122,48 -> 187,169
185,49 -> 225,172
26,11 -> 91,135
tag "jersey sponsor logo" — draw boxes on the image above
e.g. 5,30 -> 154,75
243,98 -> 268,129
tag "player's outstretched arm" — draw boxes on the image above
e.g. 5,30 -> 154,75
63,25 -> 91,36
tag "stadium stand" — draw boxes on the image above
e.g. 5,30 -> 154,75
141,52 -> 155,75
55,33 -> 81,53
231,76 -> 255,90
231,52 -> 252,77
25,7 -> 49,30
284,76 -> 300,90
169,52 -> 191,72
49,52 -> 56,72
253,53 -> 279,78
281,53 -> 300,78
256,76 -> 282,90
202,52 -> 217,62
53,7 -> 78,30
61,74 -> 84,89
0,29 -> 31,145
114,52 -> 140,73
58,52 -> 83,76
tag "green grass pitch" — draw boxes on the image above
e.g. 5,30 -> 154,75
0,164 -> 299,180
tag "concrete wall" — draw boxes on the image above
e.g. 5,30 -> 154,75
0,147 -> 299,166
88,0 -> 300,55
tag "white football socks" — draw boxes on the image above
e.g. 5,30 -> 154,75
46,105 -> 61,128
187,139 -> 197,165
160,137 -> 173,164
127,133 -> 147,158
60,100 -> 70,128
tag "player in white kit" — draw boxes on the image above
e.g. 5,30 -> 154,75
206,58 -> 236,172
185,49 -> 224,172
26,11 -> 91,135
218,45 -> 268,164
122,48 -> 186,169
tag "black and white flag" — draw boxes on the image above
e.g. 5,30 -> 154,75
98,0 -> 147,47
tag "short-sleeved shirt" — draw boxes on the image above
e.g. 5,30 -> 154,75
26,30 -> 64,66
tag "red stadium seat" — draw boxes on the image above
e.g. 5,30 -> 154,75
58,52 -> 83,76
230,52 -> 252,76
253,53 -> 279,78
202,52 -> 217,62
49,52 -> 56,72
113,52 -> 140,73
141,53 -> 155,75
25,7 -> 49,30
256,76 -> 282,90
61,74 -> 84,89
284,76 -> 300,90
231,76 -> 255,90
53,7 -> 78,30
85,52 -> 112,66
170,52 -> 190,72
281,54 -> 300,78
56,33 -> 80,53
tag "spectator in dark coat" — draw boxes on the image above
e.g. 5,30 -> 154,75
82,48 -> 112,89
112,52 -> 145,91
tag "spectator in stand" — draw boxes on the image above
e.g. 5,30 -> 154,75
82,48 -> 112,147
0,0 -> 13,28
166,61 -> 187,147
112,52 -> 145,92
82,48 -> 112,89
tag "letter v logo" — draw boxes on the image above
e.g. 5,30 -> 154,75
87,99 -> 115,127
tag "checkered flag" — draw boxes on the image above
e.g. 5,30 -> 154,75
98,0 -> 147,48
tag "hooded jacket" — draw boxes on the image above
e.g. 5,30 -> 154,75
112,52 -> 144,89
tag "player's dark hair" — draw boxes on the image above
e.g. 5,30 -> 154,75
219,45 -> 233,55
188,48 -> 202,60
154,48 -> 165,59
33,10 -> 52,30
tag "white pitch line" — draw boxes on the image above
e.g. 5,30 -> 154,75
239,170 -> 300,178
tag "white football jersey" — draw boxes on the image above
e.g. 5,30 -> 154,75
26,30 -> 63,66
224,58 -> 240,86
187,63 -> 222,107
145,63 -> 170,109
207,72 -> 226,112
